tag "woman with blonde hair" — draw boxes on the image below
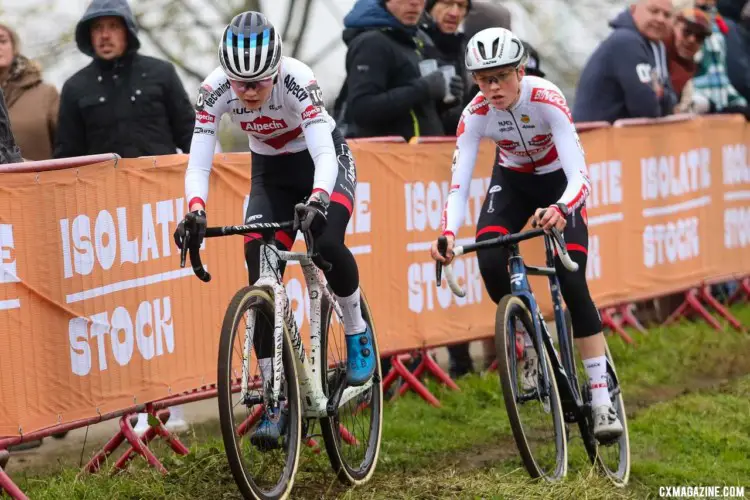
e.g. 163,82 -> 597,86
0,23 -> 59,160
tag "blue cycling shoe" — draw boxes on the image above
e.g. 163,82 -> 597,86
346,326 -> 376,386
250,407 -> 286,451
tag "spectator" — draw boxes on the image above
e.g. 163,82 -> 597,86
0,24 -> 59,161
0,88 -> 22,164
573,0 -> 678,123
463,0 -> 512,38
419,0 -> 472,138
667,7 -> 714,112
54,0 -> 195,159
337,0 -> 451,140
694,0 -> 750,107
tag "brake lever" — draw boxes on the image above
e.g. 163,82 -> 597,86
179,228 -> 190,269
436,236 -> 448,285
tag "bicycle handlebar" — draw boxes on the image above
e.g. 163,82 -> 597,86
179,218 -> 333,283
436,223 -> 579,298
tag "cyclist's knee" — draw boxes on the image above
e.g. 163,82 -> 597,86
477,247 -> 510,303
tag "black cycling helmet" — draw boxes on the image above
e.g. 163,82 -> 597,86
218,11 -> 283,82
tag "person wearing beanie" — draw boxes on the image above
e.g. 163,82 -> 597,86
336,0 -> 452,140
463,0 -> 512,40
418,0 -> 472,134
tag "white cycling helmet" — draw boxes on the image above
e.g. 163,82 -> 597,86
465,28 -> 526,72
219,11 -> 283,82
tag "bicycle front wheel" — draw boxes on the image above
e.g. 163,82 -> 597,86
319,289 -> 383,485
496,295 -> 567,481
584,343 -> 631,487
217,287 -> 302,500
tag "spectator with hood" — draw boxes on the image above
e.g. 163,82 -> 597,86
54,0 -> 195,159
419,0 -> 472,137
337,0 -> 453,140
573,0 -> 678,123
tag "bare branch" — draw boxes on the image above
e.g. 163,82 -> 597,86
282,0 -> 300,41
135,13 -> 205,82
291,0 -> 315,58
174,0 -> 218,33
305,36 -> 342,67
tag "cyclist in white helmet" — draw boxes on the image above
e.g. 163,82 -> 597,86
174,11 -> 376,449
430,28 -> 623,442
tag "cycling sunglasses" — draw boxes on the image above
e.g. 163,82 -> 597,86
230,77 -> 274,91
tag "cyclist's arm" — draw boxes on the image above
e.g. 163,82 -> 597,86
185,75 -> 229,210
442,110 -> 484,237
536,87 -> 591,212
287,64 -> 337,196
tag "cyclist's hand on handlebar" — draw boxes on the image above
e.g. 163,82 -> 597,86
533,206 -> 567,232
296,190 -> 329,238
431,233 -> 455,265
174,209 -> 207,250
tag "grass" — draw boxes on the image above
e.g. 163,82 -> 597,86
12,305 -> 750,499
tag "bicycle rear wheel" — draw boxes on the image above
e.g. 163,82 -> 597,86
496,295 -> 567,481
319,289 -> 383,485
217,287 -> 302,500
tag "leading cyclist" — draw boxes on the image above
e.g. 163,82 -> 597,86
174,11 -> 376,446
430,28 -> 623,442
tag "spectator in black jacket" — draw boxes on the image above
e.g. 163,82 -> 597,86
419,0 -> 472,135
54,0 -> 195,159
338,0 -> 452,140
573,0 -> 678,123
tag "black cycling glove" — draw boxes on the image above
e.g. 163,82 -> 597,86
174,209 -> 207,250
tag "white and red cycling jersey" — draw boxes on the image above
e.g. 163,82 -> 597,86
442,76 -> 591,237
185,56 -> 338,209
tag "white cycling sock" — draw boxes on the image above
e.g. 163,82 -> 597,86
583,355 -> 611,408
336,289 -> 367,336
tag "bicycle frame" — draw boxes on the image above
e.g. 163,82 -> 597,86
506,235 -> 586,421
249,244 -> 373,419
438,227 -> 598,423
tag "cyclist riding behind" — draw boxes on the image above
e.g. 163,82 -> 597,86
174,11 -> 376,446
430,28 -> 623,442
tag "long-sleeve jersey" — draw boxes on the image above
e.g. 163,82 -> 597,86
443,76 -> 591,236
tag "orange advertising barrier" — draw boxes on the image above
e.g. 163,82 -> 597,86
0,115 -> 749,436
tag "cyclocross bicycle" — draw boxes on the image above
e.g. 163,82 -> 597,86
436,225 -> 630,486
179,209 -> 383,500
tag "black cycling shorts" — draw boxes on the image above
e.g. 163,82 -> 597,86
475,167 -> 602,338
244,128 -> 356,248
242,128 -> 361,303
477,167 -> 589,252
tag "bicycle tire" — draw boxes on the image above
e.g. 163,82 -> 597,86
319,289 -> 383,485
217,287 -> 302,500
495,295 -> 568,481
594,343 -> 631,487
